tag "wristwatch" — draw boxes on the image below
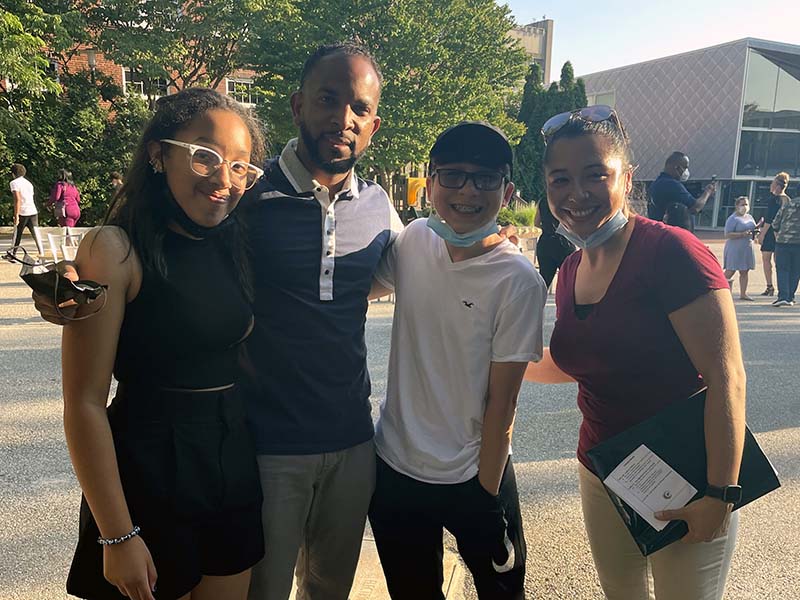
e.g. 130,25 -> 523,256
705,484 -> 743,504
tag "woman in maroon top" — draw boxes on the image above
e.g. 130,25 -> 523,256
49,169 -> 82,233
525,107 -> 746,600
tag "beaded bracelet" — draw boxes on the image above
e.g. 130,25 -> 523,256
97,525 -> 141,546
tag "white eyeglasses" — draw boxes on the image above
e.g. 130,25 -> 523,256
160,139 -> 264,190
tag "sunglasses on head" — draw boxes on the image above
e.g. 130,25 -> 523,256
541,105 -> 625,144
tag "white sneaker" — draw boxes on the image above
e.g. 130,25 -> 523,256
773,300 -> 791,307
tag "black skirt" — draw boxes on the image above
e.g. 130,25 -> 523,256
66,384 -> 264,599
762,227 -> 776,253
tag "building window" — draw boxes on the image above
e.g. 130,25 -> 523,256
742,49 -> 800,130
47,59 -> 60,84
123,68 -> 169,97
587,91 -> 615,108
737,130 -> 800,177
226,79 -> 260,106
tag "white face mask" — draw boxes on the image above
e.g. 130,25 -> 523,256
679,168 -> 690,182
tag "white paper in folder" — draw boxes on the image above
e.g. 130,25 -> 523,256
603,444 -> 698,531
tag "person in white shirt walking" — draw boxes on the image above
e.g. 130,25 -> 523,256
9,163 -> 45,257
368,122 -> 547,599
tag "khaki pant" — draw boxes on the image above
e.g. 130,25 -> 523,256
248,439 -> 376,600
578,463 -> 738,600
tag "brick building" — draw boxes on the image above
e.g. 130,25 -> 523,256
45,46 -> 261,108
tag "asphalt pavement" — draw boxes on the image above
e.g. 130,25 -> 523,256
1,230 -> 799,599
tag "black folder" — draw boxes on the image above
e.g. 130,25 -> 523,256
586,388 -> 780,556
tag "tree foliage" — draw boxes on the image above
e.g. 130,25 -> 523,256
1,0 -> 550,224
514,61 -> 587,203
75,0 -> 290,97
0,70 -> 150,225
248,0 -> 528,180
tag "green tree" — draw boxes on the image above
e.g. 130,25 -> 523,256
514,61 -> 587,203
249,0 -> 527,194
74,0 -> 290,103
1,70 -> 149,226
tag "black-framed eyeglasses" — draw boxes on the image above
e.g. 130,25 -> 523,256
160,139 -> 264,190
541,105 -> 626,145
433,168 -> 506,191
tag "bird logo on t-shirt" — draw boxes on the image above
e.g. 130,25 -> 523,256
462,300 -> 475,308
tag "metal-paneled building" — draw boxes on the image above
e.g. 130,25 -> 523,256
581,38 -> 800,228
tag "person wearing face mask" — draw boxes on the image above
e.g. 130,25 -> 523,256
60,88 -> 267,600
367,122 -> 547,599
525,106 -> 746,600
723,196 -> 762,301
648,152 -> 716,232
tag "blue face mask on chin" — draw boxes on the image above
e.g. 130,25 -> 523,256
556,209 -> 629,250
426,213 -> 500,247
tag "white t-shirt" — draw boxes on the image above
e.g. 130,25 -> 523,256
374,219 -> 547,484
9,176 -> 37,216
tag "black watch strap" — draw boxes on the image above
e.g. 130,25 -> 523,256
705,484 -> 743,504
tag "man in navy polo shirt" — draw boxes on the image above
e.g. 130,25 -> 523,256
648,151 -> 716,231
241,43 -> 402,600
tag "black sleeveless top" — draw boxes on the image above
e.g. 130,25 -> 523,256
114,230 -> 253,389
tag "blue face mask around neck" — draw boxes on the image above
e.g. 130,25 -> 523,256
556,209 -> 629,250
426,213 -> 500,247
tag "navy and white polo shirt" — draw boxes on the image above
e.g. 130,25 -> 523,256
240,139 -> 403,455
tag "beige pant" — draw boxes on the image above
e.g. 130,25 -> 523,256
248,439 -> 376,600
578,463 -> 738,600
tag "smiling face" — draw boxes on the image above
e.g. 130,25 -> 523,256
147,109 -> 252,228
291,53 -> 381,175
428,162 -> 513,234
544,134 -> 632,240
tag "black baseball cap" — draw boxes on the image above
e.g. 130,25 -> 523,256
429,121 -> 513,175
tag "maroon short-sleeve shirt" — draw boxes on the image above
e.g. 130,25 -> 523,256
549,216 -> 730,470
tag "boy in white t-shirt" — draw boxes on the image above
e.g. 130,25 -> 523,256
369,122 -> 547,599
9,163 -> 45,257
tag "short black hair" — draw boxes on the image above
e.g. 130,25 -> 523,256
299,41 -> 383,90
665,151 -> 688,168
11,163 -> 26,177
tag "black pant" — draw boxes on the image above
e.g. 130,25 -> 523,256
536,233 -> 576,289
13,214 -> 43,253
369,457 -> 526,599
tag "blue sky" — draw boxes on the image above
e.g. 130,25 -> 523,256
503,0 -> 800,80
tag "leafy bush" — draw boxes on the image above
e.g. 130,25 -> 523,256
497,204 -> 537,227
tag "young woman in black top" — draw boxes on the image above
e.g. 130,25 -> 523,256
61,88 -> 266,600
757,172 -> 790,296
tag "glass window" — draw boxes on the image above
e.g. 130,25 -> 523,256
742,51 -> 779,128
227,79 -> 260,105
124,68 -> 168,97
595,91 -> 615,108
737,131 -> 770,176
742,49 -> 800,130
766,132 -> 800,177
773,69 -> 800,129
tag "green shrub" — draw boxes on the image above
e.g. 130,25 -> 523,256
497,204 -> 537,227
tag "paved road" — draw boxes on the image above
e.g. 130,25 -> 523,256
1,233 -> 799,599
